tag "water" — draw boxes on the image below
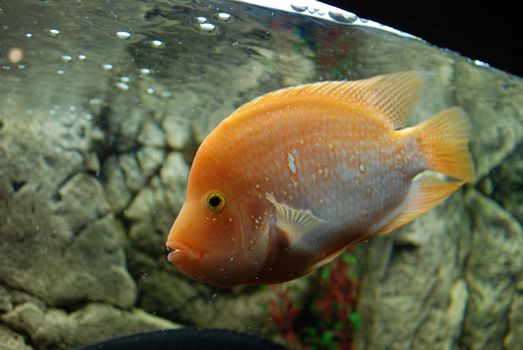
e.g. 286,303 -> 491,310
0,1 -> 522,349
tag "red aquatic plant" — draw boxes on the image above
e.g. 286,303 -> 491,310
268,252 -> 360,350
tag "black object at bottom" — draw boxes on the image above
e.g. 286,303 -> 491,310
75,328 -> 287,350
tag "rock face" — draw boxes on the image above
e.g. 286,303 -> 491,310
0,0 -> 522,349
352,53 -> 523,349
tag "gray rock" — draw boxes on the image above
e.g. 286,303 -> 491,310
488,143 -> 523,222
1,302 -> 179,350
138,121 -> 166,148
103,156 -> 134,213
0,325 -> 32,350
0,116 -> 137,309
355,192 -> 471,350
137,147 -> 166,179
54,173 -> 110,233
162,117 -> 191,150
119,153 -> 147,193
462,190 -> 523,350
504,292 -> 523,350
454,63 -> 523,180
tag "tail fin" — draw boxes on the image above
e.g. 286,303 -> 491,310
416,107 -> 475,181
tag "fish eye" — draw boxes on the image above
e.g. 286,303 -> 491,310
206,191 -> 226,212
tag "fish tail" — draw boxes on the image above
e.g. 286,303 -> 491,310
416,107 -> 475,181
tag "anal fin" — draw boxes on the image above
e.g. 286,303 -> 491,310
376,177 -> 465,236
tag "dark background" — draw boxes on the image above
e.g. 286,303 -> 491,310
323,0 -> 522,77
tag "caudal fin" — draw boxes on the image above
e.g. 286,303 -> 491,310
417,107 -> 475,181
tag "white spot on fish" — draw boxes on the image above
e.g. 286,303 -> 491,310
255,184 -> 260,189
287,153 -> 297,174
359,163 -> 366,173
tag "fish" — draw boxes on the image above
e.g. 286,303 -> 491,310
165,72 -> 474,287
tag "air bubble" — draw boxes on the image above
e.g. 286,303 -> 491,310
115,82 -> 129,90
146,88 -> 155,94
328,10 -> 358,23
149,40 -> 164,48
49,28 -> 60,36
195,16 -> 207,23
61,54 -> 72,62
216,12 -> 231,21
198,23 -> 216,32
120,76 -> 130,83
116,31 -> 131,39
140,68 -> 151,75
57,69 -> 65,75
102,63 -> 113,71
291,1 -> 308,12
25,32 -> 32,38
78,54 -> 86,60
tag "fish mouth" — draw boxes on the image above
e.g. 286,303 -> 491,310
166,239 -> 197,263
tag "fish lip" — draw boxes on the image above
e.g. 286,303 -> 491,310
166,239 -> 197,262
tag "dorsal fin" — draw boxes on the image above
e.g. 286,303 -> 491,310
230,71 -> 427,129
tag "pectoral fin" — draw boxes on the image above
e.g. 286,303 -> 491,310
265,193 -> 326,243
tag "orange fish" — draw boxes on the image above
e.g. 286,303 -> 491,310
166,72 -> 474,287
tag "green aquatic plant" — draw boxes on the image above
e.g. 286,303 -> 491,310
268,252 -> 360,350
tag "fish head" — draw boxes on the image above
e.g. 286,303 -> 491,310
166,150 -> 270,287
